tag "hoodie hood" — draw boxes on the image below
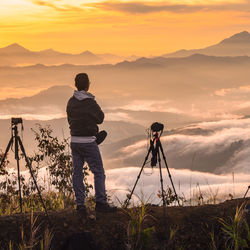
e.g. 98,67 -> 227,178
74,90 -> 95,101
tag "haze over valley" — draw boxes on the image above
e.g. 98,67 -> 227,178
1,31 -> 250,200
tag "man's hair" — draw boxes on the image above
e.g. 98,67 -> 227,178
75,73 -> 89,91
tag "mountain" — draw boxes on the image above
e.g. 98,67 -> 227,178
1,54 -> 250,120
0,44 -> 128,66
0,85 -> 73,116
116,53 -> 250,68
0,43 -> 30,54
163,31 -> 250,57
0,83 -> 199,131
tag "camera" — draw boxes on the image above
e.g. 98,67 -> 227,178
151,122 -> 164,132
11,117 -> 23,125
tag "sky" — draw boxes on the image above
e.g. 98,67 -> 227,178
1,0 -> 250,56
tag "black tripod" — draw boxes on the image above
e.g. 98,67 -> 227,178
0,118 -> 49,221
243,185 -> 250,198
125,122 -> 180,207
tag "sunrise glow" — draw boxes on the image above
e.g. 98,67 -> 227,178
0,0 -> 248,55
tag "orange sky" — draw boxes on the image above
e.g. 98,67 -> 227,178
1,0 -> 250,56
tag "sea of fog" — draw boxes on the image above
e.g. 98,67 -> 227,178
5,166 -> 249,206
2,118 -> 250,205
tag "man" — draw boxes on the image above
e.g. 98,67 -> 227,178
66,73 -> 116,216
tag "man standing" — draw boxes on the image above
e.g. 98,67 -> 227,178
66,73 -> 116,216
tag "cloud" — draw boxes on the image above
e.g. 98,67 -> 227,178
0,113 -> 65,121
104,118 -> 250,174
112,100 -> 183,114
30,0 -> 250,15
89,2 -> 204,14
215,85 -> 250,97
103,167 -> 250,204
88,1 -> 250,14
32,0 -> 83,12
16,166 -> 249,205
105,112 -> 131,122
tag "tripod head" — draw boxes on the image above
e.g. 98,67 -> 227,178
151,122 -> 164,133
150,122 -> 164,167
11,117 -> 23,135
11,117 -> 23,126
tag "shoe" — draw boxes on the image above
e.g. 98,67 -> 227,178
95,202 -> 117,213
96,130 -> 107,145
77,204 -> 87,218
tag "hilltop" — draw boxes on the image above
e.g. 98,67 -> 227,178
0,198 -> 249,249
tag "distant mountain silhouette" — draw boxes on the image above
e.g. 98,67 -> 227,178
0,43 -> 30,54
116,53 -> 250,68
0,85 -> 73,115
163,31 -> 250,57
0,44 -> 128,66
2,31 -> 250,66
220,31 -> 250,44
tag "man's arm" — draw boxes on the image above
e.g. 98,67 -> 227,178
90,100 -> 104,124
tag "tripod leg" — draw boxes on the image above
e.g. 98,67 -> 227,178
157,149 -> 166,207
17,136 -> 51,224
125,146 -> 153,208
0,137 -> 13,169
244,186 -> 250,198
159,141 -> 180,206
15,135 -> 23,213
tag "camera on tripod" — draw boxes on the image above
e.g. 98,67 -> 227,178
150,122 -> 164,167
125,121 -> 180,207
11,117 -> 23,126
151,122 -> 164,133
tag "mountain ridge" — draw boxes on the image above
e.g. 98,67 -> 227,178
2,31 -> 250,66
163,31 -> 250,57
0,43 -> 130,66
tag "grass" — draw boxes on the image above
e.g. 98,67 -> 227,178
126,201 -> 155,250
218,202 -> 250,250
8,211 -> 53,250
0,192 -> 75,216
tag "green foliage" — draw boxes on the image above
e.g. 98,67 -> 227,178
157,186 -> 180,206
126,202 -> 155,250
218,203 -> 250,250
30,124 -> 92,197
0,124 -> 93,214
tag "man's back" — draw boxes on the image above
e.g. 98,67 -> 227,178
66,91 -> 104,136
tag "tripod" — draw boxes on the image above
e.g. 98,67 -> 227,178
0,119 -> 49,222
243,185 -> 250,198
125,126 -> 180,207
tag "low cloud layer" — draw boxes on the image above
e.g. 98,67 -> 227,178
104,167 -> 250,204
4,117 -> 250,205
103,118 -> 250,174
14,166 -> 250,205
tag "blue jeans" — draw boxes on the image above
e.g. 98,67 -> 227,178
70,142 -> 107,205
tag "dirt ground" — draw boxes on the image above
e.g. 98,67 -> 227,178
0,198 -> 249,250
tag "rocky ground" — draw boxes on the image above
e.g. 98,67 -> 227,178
0,198 -> 249,250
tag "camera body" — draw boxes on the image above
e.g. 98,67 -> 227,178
151,122 -> 164,132
11,117 -> 23,125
